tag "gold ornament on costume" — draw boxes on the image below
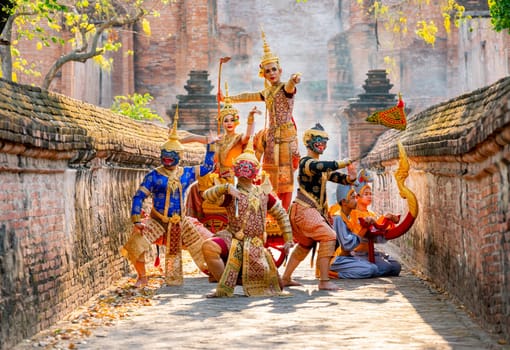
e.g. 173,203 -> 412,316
234,137 -> 260,169
219,82 -> 240,125
161,104 -> 184,152
258,30 -> 280,78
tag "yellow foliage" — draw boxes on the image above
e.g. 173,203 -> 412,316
92,56 -> 113,71
383,56 -> 396,76
443,14 -> 451,33
142,18 -> 151,36
415,20 -> 438,46
36,42 -> 43,50
47,22 -> 62,32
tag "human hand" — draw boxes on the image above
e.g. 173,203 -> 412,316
207,131 -> 219,144
134,222 -> 145,232
347,163 -> 357,182
363,217 -> 376,225
226,183 -> 240,199
249,106 -> 262,116
291,72 -> 302,84
283,241 -> 294,256
384,213 -> 400,223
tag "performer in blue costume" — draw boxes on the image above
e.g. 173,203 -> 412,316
121,110 -> 216,287
348,171 -> 401,277
329,182 -> 379,279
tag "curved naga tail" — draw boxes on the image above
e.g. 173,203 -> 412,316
385,142 -> 419,240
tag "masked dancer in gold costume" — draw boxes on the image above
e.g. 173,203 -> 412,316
202,138 -> 293,297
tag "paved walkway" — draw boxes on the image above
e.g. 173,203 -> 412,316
15,245 -> 509,350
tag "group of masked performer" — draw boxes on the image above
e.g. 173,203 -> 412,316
120,31 -> 402,295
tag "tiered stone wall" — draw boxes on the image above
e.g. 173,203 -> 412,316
364,76 -> 510,340
0,78 -> 205,350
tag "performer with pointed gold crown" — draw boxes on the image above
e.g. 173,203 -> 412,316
281,123 -> 356,291
201,138 -> 293,297
120,107 -> 216,287
182,82 -> 259,220
220,30 -> 302,210
215,85 -> 260,182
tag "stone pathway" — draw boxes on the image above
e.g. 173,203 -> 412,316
14,245 -> 509,350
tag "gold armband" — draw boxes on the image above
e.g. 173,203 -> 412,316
230,92 -> 262,103
203,183 -> 229,202
336,159 -> 351,169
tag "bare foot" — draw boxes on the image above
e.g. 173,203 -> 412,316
282,278 -> 302,287
206,291 -> 220,298
318,280 -> 340,291
135,276 -> 148,288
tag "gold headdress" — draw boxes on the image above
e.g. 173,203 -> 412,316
161,105 -> 184,152
234,137 -> 260,169
218,82 -> 239,125
258,30 -> 280,78
354,169 -> 373,195
303,123 -> 329,146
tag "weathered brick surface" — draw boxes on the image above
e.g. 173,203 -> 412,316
0,78 -> 205,350
364,76 -> 510,340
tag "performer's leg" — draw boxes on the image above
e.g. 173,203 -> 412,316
181,216 -> 211,273
134,255 -> 148,287
281,244 -> 310,287
317,240 -> 339,291
202,239 -> 225,282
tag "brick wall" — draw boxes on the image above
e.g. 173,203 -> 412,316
0,78 -> 205,350
362,76 -> 510,340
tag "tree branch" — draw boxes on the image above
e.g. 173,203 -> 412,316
42,8 -> 145,90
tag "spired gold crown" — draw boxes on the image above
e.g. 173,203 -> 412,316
234,137 -> 260,169
219,82 -> 239,124
258,30 -> 279,78
161,104 -> 184,152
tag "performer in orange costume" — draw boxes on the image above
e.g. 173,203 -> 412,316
328,182 -> 379,279
182,87 -> 258,220
348,170 -> 401,277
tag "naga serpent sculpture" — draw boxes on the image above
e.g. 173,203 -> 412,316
359,142 -> 419,263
